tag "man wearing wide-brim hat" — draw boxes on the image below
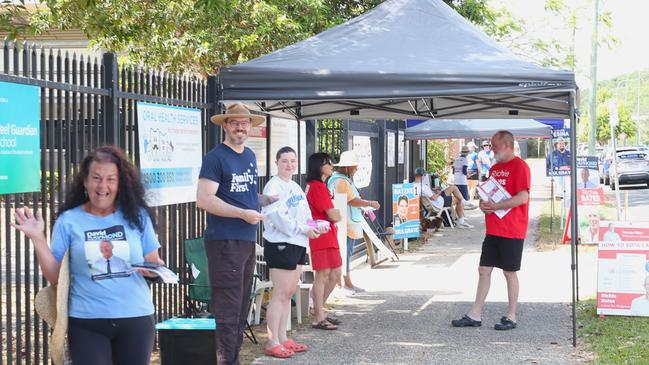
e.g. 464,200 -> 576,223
547,136 -> 570,173
327,150 -> 380,294
197,102 -> 271,364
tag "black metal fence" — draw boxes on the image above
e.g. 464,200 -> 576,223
1,39 -> 419,365
0,40 -> 218,364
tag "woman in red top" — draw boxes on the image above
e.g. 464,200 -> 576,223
305,153 -> 342,330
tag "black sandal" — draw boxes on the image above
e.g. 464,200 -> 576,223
451,314 -> 481,327
325,315 -> 341,325
311,320 -> 337,330
494,316 -> 517,330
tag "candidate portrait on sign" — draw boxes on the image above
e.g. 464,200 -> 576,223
393,195 -> 409,225
92,240 -> 130,276
602,222 -> 622,242
579,168 -> 598,189
581,212 -> 600,244
630,276 -> 649,316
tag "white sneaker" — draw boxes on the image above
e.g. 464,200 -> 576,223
457,221 -> 474,229
462,201 -> 478,210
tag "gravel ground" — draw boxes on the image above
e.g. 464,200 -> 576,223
253,159 -> 592,365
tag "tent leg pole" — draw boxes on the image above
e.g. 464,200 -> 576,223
550,178 -> 554,233
569,90 -> 578,348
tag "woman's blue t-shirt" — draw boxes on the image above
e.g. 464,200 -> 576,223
51,206 -> 160,319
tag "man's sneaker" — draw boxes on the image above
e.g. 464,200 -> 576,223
457,221 -> 474,229
462,201 -> 478,210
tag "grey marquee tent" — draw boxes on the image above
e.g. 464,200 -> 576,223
404,119 -> 553,140
220,0 -> 577,121
220,0 -> 581,346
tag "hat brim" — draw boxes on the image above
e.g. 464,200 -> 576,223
51,251 -> 70,365
210,113 -> 266,127
333,161 -> 359,167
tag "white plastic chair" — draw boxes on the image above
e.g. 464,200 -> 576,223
421,195 -> 454,229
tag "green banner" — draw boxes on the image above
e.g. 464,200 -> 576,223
0,81 -> 41,194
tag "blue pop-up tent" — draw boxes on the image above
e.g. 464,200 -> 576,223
404,119 -> 552,140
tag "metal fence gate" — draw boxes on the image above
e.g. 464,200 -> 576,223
0,40 -> 219,364
1,39 -> 422,365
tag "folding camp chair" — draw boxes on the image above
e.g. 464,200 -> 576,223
420,195 -> 455,229
362,209 -> 399,260
184,238 -> 258,344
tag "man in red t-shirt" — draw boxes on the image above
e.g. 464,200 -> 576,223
452,130 -> 531,331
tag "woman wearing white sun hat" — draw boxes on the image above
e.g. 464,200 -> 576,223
327,150 -> 380,294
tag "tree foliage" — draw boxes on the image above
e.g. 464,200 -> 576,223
427,140 -> 453,182
7,0 -> 511,75
0,0 -> 31,39
580,88 -> 637,145
495,0 -> 616,71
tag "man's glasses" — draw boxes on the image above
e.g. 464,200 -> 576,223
226,120 -> 251,128
323,160 -> 332,166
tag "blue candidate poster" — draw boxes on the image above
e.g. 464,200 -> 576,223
0,81 -> 40,194
546,128 -> 572,177
392,183 -> 420,239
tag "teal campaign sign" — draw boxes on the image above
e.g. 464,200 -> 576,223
392,183 -> 420,239
0,81 -> 41,194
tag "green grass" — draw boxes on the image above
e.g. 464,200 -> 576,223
536,198 -> 565,250
535,195 -> 619,251
578,299 -> 649,364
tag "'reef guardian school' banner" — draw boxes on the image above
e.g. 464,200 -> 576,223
0,81 -> 40,194
137,102 -> 202,206
392,183 -> 420,239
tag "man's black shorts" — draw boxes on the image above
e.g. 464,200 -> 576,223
263,240 -> 308,270
467,170 -> 479,181
439,192 -> 453,207
479,234 -> 524,271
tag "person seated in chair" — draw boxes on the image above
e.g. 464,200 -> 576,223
413,168 -> 477,228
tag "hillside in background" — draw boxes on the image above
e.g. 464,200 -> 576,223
581,69 -> 649,118
580,69 -> 649,145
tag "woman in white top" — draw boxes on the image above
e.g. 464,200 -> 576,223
261,146 -> 321,358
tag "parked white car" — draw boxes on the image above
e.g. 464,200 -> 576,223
608,150 -> 649,190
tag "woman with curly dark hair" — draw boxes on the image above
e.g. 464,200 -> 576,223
12,145 -> 163,365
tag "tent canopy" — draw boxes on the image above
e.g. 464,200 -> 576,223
220,0 -> 577,121
405,119 -> 553,140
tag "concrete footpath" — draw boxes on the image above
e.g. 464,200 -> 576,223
253,159 -> 596,365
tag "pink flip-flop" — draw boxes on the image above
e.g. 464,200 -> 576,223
282,338 -> 308,352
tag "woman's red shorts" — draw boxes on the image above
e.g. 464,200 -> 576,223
310,247 -> 342,270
